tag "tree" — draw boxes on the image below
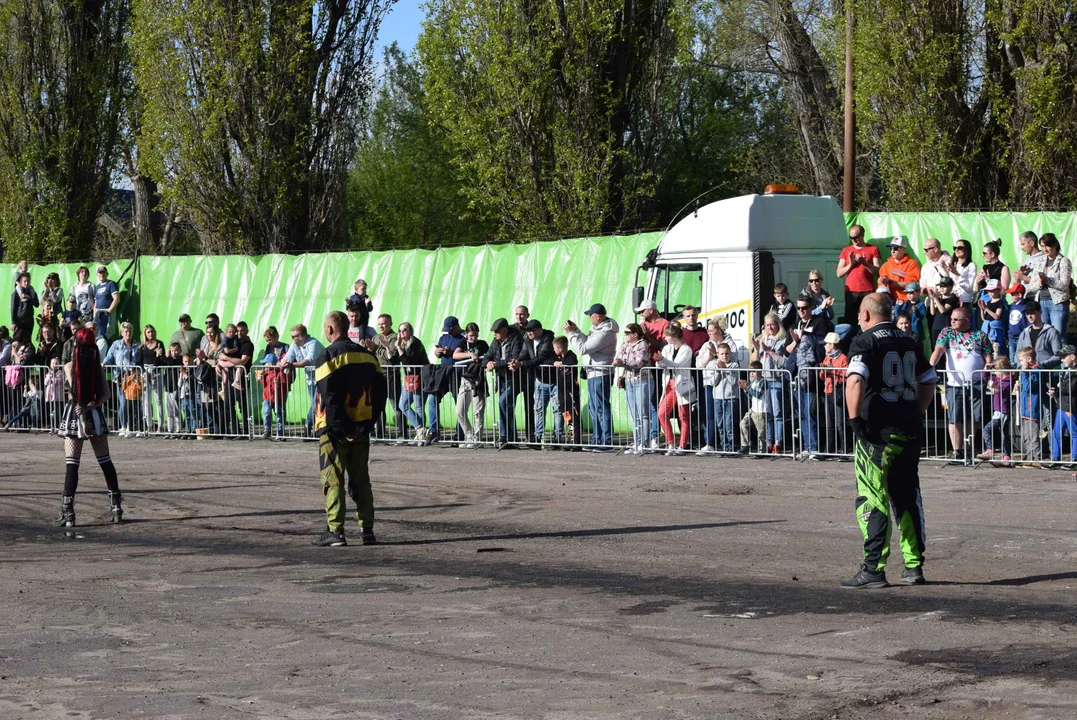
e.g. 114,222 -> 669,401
131,0 -> 395,254
419,0 -> 690,240
348,45 -> 496,249
0,0 -> 129,261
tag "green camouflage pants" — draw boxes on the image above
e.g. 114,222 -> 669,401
319,434 -> 373,534
854,432 -> 925,572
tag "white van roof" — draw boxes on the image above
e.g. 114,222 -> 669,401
656,193 -> 848,257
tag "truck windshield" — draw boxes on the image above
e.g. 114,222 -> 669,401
654,264 -> 703,320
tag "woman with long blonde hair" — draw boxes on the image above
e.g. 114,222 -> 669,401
752,312 -> 789,453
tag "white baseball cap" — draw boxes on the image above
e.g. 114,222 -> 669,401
888,236 -> 908,249
824,332 -> 841,344
635,298 -> 657,312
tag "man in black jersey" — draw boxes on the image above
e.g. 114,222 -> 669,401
842,293 -> 938,588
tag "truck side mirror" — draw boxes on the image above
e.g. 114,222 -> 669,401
632,286 -> 644,314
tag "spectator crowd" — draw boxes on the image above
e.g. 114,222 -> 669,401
4,230 -> 1077,466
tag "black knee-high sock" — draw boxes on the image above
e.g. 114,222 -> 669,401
64,458 -> 80,496
97,455 -> 119,493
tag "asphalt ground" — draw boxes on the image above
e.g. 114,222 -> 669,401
1,435 -> 1076,719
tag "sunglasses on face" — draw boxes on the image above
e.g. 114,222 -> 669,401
809,278 -> 822,283
890,247 -> 902,252
925,245 -> 939,251
797,306 -> 811,311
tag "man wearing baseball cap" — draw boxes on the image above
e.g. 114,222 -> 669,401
170,313 -> 204,358
878,236 -> 921,303
564,303 -> 619,450
1015,299 -> 1062,369
426,316 -> 467,445
92,265 -> 120,342
482,318 -> 524,449
635,298 -> 668,350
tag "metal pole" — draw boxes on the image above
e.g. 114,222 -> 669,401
843,0 -> 855,213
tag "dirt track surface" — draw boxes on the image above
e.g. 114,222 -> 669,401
1,435 -> 1076,719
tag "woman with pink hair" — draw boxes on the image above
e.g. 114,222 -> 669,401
56,327 -> 125,526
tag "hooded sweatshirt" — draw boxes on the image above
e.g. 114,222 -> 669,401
567,317 -> 620,377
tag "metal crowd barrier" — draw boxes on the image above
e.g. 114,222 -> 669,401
971,367 -> 1076,468
8,357 -> 1071,470
791,366 -> 972,465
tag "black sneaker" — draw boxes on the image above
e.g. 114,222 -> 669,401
361,529 -> 377,546
840,567 -> 888,589
312,530 -> 347,547
900,566 -> 926,585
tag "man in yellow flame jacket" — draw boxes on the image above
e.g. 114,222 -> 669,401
311,311 -> 387,547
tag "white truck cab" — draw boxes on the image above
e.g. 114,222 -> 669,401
633,190 -> 849,361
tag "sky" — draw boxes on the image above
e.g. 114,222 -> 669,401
376,0 -> 425,58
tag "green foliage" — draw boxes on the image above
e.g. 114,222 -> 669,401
347,46 -> 496,249
0,0 -> 129,261
418,0 -> 691,239
850,0 -> 976,209
131,0 -> 394,253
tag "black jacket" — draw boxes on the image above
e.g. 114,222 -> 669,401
1057,369 -> 1077,414
482,329 -> 524,382
554,350 -> 580,410
519,330 -> 556,383
459,339 -> 490,396
157,356 -> 182,393
10,286 -> 39,329
314,339 -> 387,439
387,338 -> 428,371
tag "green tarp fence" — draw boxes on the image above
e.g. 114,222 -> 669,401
4,234 -> 663,350
6,211 -> 1076,433
8,213 -> 1075,342
844,211 -> 1077,279
4,235 -> 665,434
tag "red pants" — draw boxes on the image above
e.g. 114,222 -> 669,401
658,379 -> 691,448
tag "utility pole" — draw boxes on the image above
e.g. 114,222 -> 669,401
843,0 -> 855,213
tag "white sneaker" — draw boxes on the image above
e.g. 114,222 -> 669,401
697,445 -> 715,456
649,438 -> 660,450
665,446 -> 685,456
624,446 -> 637,455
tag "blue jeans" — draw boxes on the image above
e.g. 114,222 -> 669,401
586,373 -> 613,446
497,382 -> 517,441
1041,297 -> 1069,337
625,376 -> 654,448
982,414 -> 1010,456
702,385 -> 716,447
93,310 -> 110,341
1008,335 -> 1020,365
767,384 -> 784,446
182,398 -> 197,432
533,380 -> 560,441
797,387 -> 817,452
1051,409 -> 1077,461
398,388 -> 424,430
714,398 -> 735,451
304,380 -> 316,430
263,398 -> 285,435
424,393 -> 441,439
647,381 -> 659,441
118,395 -> 137,431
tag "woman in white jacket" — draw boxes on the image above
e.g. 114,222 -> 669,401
656,323 -> 695,455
